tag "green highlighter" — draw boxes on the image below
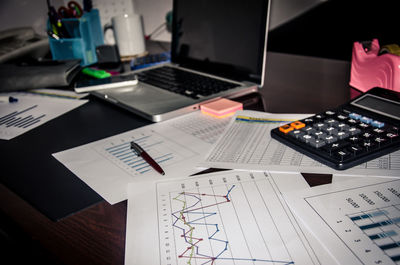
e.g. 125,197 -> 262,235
82,68 -> 112,79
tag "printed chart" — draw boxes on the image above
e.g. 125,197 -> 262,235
170,111 -> 231,144
94,131 -> 196,175
285,179 -> 400,265
125,171 -> 325,265
200,112 -> 400,177
0,104 -> 44,129
0,93 -> 86,140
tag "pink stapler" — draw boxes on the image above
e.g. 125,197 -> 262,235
350,38 -> 400,93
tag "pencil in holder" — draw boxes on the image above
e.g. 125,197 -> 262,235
48,9 -> 104,66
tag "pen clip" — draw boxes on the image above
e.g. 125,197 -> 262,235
130,141 -> 143,155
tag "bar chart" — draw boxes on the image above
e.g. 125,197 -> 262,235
299,179 -> 400,264
0,105 -> 46,128
0,93 -> 87,140
348,206 -> 400,263
94,131 -> 197,176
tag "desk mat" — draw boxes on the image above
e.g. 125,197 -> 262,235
0,97 -> 149,221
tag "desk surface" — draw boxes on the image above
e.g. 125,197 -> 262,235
0,52 -> 351,265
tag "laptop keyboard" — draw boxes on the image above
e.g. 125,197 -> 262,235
136,66 -> 238,99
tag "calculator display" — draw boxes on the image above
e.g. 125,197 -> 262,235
351,94 -> 400,120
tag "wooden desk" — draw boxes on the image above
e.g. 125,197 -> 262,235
0,52 -> 351,265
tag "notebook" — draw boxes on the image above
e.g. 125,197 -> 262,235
91,0 -> 271,122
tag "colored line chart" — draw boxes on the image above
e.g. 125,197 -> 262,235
155,172 -> 320,265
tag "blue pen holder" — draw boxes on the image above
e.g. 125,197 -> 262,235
48,9 -> 104,66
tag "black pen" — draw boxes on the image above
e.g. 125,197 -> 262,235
130,141 -> 165,175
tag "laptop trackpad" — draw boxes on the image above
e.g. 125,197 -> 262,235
99,83 -> 195,114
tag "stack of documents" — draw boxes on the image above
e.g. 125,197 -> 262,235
53,110 -> 400,265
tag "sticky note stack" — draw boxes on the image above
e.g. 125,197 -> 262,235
200,98 -> 243,118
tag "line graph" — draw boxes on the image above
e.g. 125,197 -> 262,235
171,185 -> 294,264
153,172 -> 320,265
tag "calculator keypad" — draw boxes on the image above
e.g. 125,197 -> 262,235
275,110 -> 400,167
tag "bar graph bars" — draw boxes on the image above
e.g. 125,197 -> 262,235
0,93 -> 87,140
105,135 -> 173,174
348,205 -> 400,263
0,105 -> 45,129
299,179 -> 400,264
96,132 -> 197,176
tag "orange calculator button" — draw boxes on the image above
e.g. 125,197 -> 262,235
279,124 -> 294,134
290,121 -> 306,129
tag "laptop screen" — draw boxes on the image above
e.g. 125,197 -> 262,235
171,0 -> 270,84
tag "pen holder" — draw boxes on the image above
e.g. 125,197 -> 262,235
48,9 -> 104,66
350,39 -> 400,93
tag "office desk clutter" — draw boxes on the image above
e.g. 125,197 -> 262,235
3,1 -> 400,264
52,102 -> 400,265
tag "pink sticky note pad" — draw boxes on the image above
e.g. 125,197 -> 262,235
200,98 -> 243,118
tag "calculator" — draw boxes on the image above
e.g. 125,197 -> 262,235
271,87 -> 400,170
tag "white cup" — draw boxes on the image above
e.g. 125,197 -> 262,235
108,13 -> 146,58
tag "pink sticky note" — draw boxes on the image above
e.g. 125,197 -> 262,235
200,98 -> 243,118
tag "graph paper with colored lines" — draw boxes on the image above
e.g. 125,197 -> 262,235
125,171 -> 336,265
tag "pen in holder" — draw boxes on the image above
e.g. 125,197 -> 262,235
48,9 -> 104,66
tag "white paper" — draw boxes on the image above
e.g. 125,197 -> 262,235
30,88 -> 89,99
199,110 -> 400,177
284,177 -> 400,265
53,111 -> 232,204
125,171 -> 337,265
0,91 -> 87,140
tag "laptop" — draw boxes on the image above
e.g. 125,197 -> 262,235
92,0 -> 271,122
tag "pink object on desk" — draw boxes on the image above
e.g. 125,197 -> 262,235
200,98 -> 243,118
350,39 -> 400,93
